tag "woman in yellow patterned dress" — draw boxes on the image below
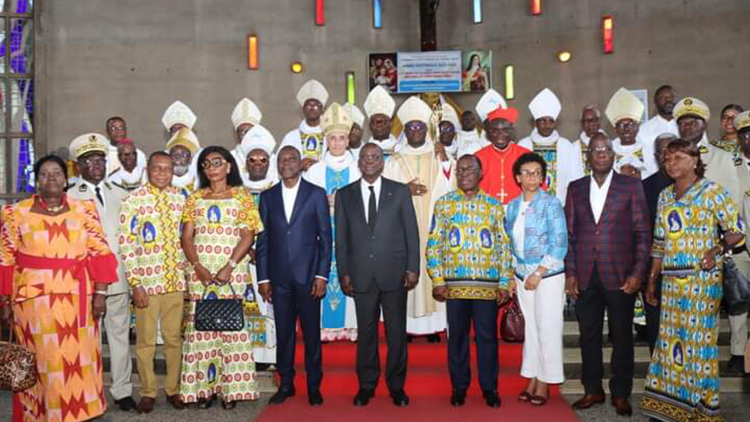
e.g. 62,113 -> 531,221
180,146 -> 263,410
640,140 -> 743,422
0,155 -> 118,422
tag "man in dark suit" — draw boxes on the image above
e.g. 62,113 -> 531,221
334,143 -> 420,407
256,145 -> 333,406
564,133 -> 651,417
640,133 -> 676,354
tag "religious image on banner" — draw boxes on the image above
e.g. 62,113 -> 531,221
369,53 -> 398,93
462,50 -> 492,92
630,89 -> 649,123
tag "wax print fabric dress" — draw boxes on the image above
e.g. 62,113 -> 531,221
0,197 -> 118,422
640,178 -> 741,422
179,187 -> 264,403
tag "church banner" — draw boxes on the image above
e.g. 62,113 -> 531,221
396,51 -> 462,93
369,50 -> 492,94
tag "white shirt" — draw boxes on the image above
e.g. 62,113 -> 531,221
281,177 -> 301,223
360,176 -> 382,223
589,170 -> 614,224
641,114 -> 679,147
513,201 -> 530,260
82,179 -> 107,209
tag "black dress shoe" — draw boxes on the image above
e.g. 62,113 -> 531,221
450,390 -> 466,407
727,355 -> 745,374
114,396 -> 138,412
221,399 -> 236,410
390,389 -> 410,407
269,388 -> 296,405
308,389 -> 324,406
197,394 -> 216,409
482,390 -> 501,408
353,389 -> 374,406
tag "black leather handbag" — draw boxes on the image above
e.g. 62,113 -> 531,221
723,256 -> 750,316
194,283 -> 245,332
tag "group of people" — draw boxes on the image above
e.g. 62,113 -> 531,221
0,77 -> 748,422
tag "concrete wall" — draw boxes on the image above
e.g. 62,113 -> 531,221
38,0 -> 750,155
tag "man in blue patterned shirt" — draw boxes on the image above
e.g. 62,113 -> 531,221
427,154 -> 513,408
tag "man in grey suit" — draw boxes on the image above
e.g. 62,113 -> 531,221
334,143 -> 420,407
67,133 -> 136,412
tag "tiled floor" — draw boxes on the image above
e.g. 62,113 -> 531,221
2,391 -> 750,421
564,393 -> 750,421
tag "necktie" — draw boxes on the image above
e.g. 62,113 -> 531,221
95,186 -> 104,206
368,186 -> 377,229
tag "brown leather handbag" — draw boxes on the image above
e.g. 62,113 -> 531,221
0,321 -> 38,392
500,297 -> 525,343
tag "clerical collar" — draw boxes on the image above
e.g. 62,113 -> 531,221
246,177 -> 276,192
529,128 -> 559,147
299,120 -> 322,133
578,130 -> 605,146
491,142 -> 513,153
323,151 -> 355,171
401,140 -> 433,156
172,171 -> 196,189
368,135 -> 400,151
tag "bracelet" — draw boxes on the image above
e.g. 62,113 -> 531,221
94,290 -> 108,295
228,259 -> 238,269
192,261 -> 201,268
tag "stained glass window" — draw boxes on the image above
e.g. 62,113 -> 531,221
0,0 -> 34,203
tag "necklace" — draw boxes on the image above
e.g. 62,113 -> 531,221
38,194 -> 66,213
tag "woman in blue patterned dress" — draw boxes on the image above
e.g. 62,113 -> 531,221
640,140 -> 743,422
304,103 -> 360,341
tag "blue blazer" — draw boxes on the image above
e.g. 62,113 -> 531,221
505,190 -> 568,280
256,178 -> 333,286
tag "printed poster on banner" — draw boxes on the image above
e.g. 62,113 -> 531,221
397,51 -> 462,93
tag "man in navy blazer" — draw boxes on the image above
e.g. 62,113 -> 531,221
256,146 -> 333,406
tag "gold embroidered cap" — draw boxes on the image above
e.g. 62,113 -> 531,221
398,96 -> 433,126
605,88 -> 645,126
231,98 -> 263,130
363,85 -> 396,118
343,103 -> 365,127
321,102 -> 353,136
166,127 -> 201,154
161,100 -> 197,131
438,104 -> 460,128
296,79 -> 329,107
734,111 -> 750,132
475,89 -> 508,122
674,97 -> 710,121
240,124 -> 276,157
69,133 -> 109,159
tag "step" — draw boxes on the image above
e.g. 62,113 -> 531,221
562,345 -> 731,364
560,376 -> 750,395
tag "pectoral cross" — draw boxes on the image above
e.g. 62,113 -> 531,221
499,189 -> 508,203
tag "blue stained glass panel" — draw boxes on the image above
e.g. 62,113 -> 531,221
2,1 -> 33,14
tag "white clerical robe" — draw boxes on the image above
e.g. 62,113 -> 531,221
107,147 -> 147,190
640,114 -> 679,149
304,152 -> 361,341
383,142 -> 454,335
280,120 -> 325,162
457,128 -> 489,157
518,129 -> 584,205
365,135 -> 403,160
611,133 -> 658,179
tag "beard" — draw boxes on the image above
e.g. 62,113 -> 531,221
173,164 -> 189,177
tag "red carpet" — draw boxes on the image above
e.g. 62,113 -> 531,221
257,326 -> 581,422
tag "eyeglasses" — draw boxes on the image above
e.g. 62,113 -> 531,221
591,146 -> 614,154
247,157 -> 268,165
615,120 -> 637,130
200,158 -> 227,169
519,170 -> 542,178
80,156 -> 106,167
405,122 -> 426,131
440,126 -> 456,133
582,117 -> 600,124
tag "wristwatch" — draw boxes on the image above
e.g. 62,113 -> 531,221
228,259 -> 238,269
533,270 -> 543,278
